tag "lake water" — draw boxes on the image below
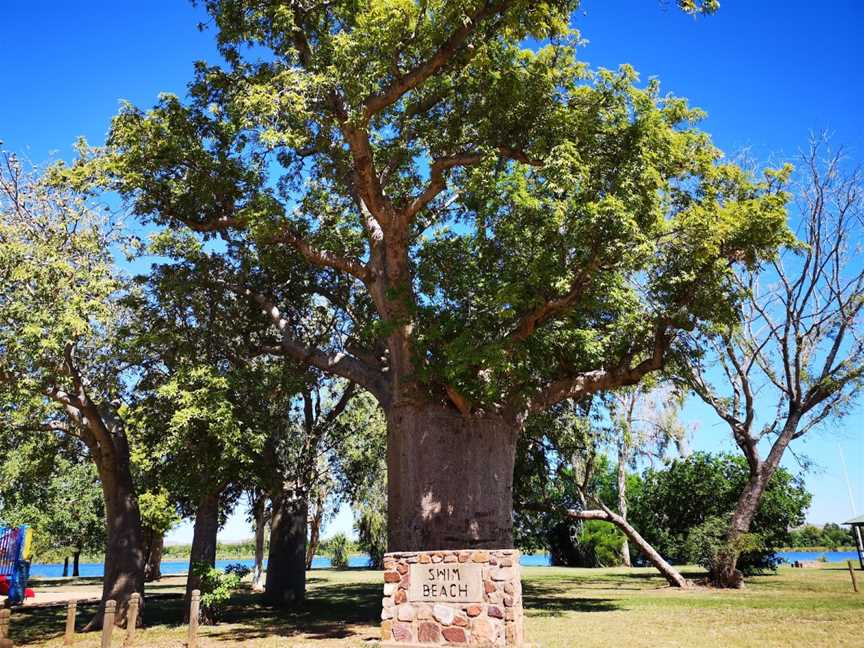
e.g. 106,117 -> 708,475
26,550 -> 856,579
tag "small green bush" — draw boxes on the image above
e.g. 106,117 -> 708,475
191,562 -> 242,624
327,532 -> 350,569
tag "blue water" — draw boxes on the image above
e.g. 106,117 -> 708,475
27,550 -> 853,578
775,550 -> 858,564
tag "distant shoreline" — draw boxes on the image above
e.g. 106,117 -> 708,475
50,545 -> 858,565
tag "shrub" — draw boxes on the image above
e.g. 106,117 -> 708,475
684,516 -> 768,580
578,520 -> 625,567
224,563 -> 251,578
190,562 -> 242,624
327,532 -> 350,569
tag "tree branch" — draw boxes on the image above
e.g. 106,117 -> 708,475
527,327 -> 673,413
245,289 -> 389,405
363,1 -> 514,119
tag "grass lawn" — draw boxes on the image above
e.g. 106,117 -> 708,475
7,563 -> 861,647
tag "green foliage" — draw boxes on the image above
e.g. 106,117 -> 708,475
577,520 -> 625,567
0,433 -> 104,562
629,452 -> 811,573
355,494 -> 388,569
191,562 -> 242,624
332,392 -> 388,564
683,515 -> 763,575
787,523 -> 853,550
326,532 -> 351,569
61,0 -> 792,425
138,490 -> 180,537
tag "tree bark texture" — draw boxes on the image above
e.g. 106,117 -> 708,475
84,435 -> 145,630
264,490 -> 307,607
386,404 -> 518,551
72,551 -> 80,578
569,507 -> 689,589
184,491 -> 220,621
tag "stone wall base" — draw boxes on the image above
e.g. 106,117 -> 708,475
381,549 -> 525,647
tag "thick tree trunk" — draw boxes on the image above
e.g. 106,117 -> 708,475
185,491 -> 220,622
616,451 -> 632,568
569,507 -> 689,589
387,403 -> 518,551
252,496 -> 267,592
84,443 -> 145,631
264,489 -> 307,607
63,557 -> 69,578
143,530 -> 164,582
72,551 -> 80,578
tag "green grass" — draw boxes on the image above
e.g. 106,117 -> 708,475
8,563 -> 861,647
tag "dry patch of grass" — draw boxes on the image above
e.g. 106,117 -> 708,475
9,563 -> 861,647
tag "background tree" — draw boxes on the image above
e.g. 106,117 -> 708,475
629,452 -> 810,574
125,258 -> 265,618
608,384 -> 688,566
333,392 -> 388,568
680,137 -> 864,586
0,434 -> 104,575
74,0 -> 790,551
0,151 -> 144,626
137,490 -> 180,582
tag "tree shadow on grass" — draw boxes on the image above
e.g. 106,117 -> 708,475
210,580 -> 381,643
522,580 -> 621,617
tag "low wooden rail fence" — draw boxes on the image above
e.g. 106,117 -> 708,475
3,590 -> 201,647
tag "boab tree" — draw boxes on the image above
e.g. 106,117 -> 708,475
0,151 -> 144,626
680,138 -> 864,587
74,0 -> 790,550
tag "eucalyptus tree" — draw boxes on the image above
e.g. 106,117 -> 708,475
607,384 -> 688,566
0,151 -> 144,625
680,138 -> 864,587
74,0 -> 791,550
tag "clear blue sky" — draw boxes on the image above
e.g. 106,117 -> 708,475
2,1 -> 861,542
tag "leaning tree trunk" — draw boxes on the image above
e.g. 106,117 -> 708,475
264,488 -> 307,607
184,490 -> 220,622
711,418 -> 799,589
62,557 -> 69,578
710,464 -> 772,588
569,506 -> 689,589
616,448 -> 632,568
252,495 -> 268,592
143,530 -> 164,582
387,403 -> 519,551
72,550 -> 81,578
85,452 -> 146,630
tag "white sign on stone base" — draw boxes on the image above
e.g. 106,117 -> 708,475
380,549 -> 525,647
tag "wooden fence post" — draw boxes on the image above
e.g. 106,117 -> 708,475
125,594 -> 140,645
101,601 -> 116,648
848,560 -> 859,593
0,608 -> 12,648
187,590 -> 200,648
64,601 -> 77,645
